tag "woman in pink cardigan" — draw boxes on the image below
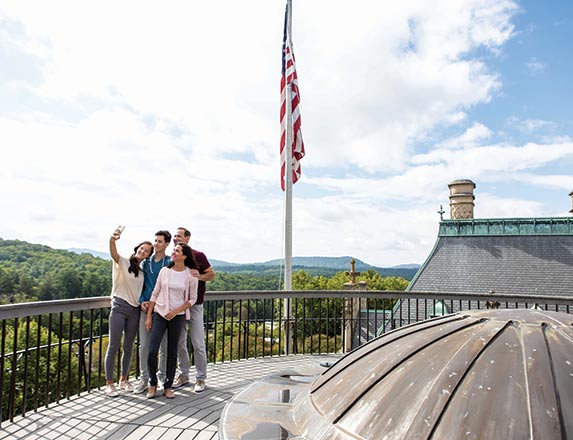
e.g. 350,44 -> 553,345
145,243 -> 198,398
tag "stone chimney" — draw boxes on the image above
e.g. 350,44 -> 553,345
448,179 -> 476,219
569,190 -> 573,214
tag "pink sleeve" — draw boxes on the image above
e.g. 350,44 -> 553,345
187,274 -> 198,307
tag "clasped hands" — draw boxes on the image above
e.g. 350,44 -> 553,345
145,309 -> 179,332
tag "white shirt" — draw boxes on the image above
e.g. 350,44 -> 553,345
111,256 -> 143,307
168,270 -> 187,315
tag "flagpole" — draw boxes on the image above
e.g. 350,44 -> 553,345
284,92 -> 293,290
283,0 -> 294,355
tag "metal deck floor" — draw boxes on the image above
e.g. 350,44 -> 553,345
1,354 -> 341,439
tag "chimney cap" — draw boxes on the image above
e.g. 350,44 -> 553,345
448,179 -> 476,187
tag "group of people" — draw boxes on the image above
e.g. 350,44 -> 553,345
104,226 -> 214,399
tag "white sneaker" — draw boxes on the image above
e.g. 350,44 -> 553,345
105,384 -> 119,397
194,380 -> 206,393
133,380 -> 147,394
119,380 -> 133,392
173,375 -> 189,389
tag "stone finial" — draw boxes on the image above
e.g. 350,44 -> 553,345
448,179 -> 476,219
569,190 -> 573,214
345,258 -> 360,286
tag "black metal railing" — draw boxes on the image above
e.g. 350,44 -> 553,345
0,297 -> 110,425
1,290 -> 572,425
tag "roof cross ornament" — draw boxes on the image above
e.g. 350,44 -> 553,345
438,205 -> 445,221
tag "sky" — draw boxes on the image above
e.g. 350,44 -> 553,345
1,0 -> 572,267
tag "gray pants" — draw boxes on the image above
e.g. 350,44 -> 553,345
177,304 -> 207,380
105,297 -> 139,382
138,310 -> 167,383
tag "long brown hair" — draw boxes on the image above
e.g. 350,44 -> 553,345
167,243 -> 197,270
129,241 -> 153,277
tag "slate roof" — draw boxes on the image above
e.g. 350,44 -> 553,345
408,217 -> 573,296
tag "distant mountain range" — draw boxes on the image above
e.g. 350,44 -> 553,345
68,249 -> 420,280
68,248 -> 111,260
210,256 -> 416,270
208,256 -> 420,280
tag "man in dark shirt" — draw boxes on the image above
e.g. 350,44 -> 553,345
172,227 -> 215,392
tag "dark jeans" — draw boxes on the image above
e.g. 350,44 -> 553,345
147,312 -> 185,389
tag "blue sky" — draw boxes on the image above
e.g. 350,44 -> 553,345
1,0 -> 572,266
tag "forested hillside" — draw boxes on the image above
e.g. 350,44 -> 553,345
0,239 -> 111,303
0,238 -> 410,304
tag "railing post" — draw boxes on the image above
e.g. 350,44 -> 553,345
9,317 -> 18,422
343,259 -> 368,352
283,296 -> 294,355
342,283 -> 368,352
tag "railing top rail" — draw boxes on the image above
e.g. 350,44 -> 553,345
203,290 -> 573,305
0,290 -> 571,320
0,297 -> 111,320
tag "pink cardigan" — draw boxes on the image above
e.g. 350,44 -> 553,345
150,267 -> 198,319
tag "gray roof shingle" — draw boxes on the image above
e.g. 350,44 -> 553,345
409,234 -> 573,296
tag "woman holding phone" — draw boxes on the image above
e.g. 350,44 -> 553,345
145,242 -> 198,399
105,226 -> 153,397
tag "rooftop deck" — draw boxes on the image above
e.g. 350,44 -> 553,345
1,291 -> 571,439
0,354 -> 341,440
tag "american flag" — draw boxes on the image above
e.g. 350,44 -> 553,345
280,1 -> 305,191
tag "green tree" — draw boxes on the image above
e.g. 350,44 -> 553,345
0,239 -> 112,304
1,319 -> 87,421
57,268 -> 83,299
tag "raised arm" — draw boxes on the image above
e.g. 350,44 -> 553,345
109,226 -> 123,264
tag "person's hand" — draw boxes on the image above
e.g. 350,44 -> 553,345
141,301 -> 149,312
190,269 -> 200,278
145,317 -> 152,332
110,225 -> 125,241
165,310 -> 176,320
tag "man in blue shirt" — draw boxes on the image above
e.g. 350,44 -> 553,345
134,230 -> 172,394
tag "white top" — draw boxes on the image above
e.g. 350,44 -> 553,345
150,267 -> 198,319
111,256 -> 143,307
168,270 -> 187,315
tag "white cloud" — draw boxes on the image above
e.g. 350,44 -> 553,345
502,172 -> 573,192
507,116 -> 554,133
438,122 -> 493,149
2,0 -> 572,268
1,0 -> 518,172
411,141 -> 573,174
475,193 -> 542,218
526,58 -> 546,74
297,0 -> 516,173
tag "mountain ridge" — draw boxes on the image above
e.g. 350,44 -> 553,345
66,248 -> 420,272
68,247 -> 110,260
209,256 -> 420,270
207,257 -> 419,280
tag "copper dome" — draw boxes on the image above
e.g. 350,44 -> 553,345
221,309 -> 573,439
